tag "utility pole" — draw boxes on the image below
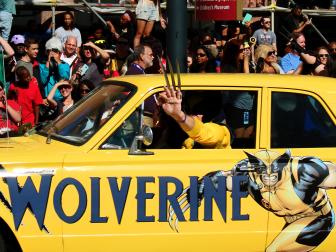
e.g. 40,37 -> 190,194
167,0 -> 187,72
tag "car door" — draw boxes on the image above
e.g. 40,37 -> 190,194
266,88 -> 336,251
61,87 -> 268,252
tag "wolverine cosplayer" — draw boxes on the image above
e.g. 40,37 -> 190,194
169,150 -> 336,252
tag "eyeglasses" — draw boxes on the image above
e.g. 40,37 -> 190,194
197,53 -> 206,57
80,88 -> 90,94
267,51 -> 277,56
59,85 -> 71,90
319,54 -> 329,58
329,48 -> 336,52
263,21 -> 271,24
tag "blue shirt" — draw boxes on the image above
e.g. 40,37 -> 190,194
279,53 -> 302,74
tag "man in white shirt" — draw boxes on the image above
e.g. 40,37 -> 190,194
61,35 -> 79,75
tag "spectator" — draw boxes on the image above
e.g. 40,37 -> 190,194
142,36 -> 164,74
254,44 -> 284,74
125,43 -> 156,126
10,34 -> 26,61
252,16 -> 277,52
40,37 -> 70,102
0,80 -> 21,136
0,0 -> 15,41
47,80 -> 74,116
134,0 -> 165,47
9,66 -> 43,127
115,37 -> 132,73
76,79 -> 95,100
279,32 -> 305,74
15,38 -> 44,96
61,35 -> 80,75
54,11 -> 82,48
126,43 -> 154,75
227,21 -> 252,42
328,41 -> 336,60
106,10 -> 136,47
16,38 -> 39,76
282,4 -> 311,34
190,45 -> 216,73
313,46 -> 330,76
221,39 -> 250,73
214,22 -> 229,48
0,35 -> 14,84
244,0 -> 265,7
72,41 -> 109,87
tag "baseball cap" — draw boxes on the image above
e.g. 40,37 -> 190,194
45,37 -> 63,52
57,81 -> 72,89
10,35 -> 25,45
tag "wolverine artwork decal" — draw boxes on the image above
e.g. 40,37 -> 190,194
169,150 -> 336,252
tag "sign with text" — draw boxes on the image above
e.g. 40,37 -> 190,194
195,0 -> 243,21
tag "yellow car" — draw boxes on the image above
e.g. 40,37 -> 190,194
0,73 -> 336,252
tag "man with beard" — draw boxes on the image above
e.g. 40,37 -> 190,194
126,44 -> 154,75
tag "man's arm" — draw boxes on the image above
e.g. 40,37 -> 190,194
0,36 -> 14,57
158,86 -> 230,148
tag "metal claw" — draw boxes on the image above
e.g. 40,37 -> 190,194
166,57 -> 176,90
175,59 -> 181,90
158,56 -> 170,88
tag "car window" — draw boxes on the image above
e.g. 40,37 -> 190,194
101,89 -> 258,150
271,91 -> 336,148
40,82 -> 136,145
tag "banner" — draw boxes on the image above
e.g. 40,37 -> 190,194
195,0 -> 243,21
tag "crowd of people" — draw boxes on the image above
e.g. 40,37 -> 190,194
0,0 -> 336,137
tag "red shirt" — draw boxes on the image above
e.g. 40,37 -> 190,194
0,100 -> 20,132
9,77 -> 43,126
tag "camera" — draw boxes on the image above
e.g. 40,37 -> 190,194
49,57 -> 58,75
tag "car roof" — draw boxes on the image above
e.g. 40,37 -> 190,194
105,73 -> 336,93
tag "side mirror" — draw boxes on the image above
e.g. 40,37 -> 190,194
128,125 -> 154,155
142,125 -> 153,146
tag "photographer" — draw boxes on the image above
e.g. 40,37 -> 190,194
40,37 -> 70,110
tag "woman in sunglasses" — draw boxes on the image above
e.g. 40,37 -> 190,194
313,47 -> 330,76
76,79 -> 95,100
189,45 -> 216,73
46,80 -> 75,117
254,44 -> 284,74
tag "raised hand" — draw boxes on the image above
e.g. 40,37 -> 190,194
158,85 -> 184,121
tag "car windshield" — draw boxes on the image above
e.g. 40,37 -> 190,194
38,81 -> 136,145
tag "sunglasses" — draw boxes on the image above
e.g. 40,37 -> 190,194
80,88 -> 90,93
267,50 -> 277,56
197,53 -> 206,57
329,48 -> 336,52
319,54 -> 329,58
59,85 -> 71,90
263,21 -> 271,24
83,46 -> 93,51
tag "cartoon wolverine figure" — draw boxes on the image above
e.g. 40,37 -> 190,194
170,150 -> 336,252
